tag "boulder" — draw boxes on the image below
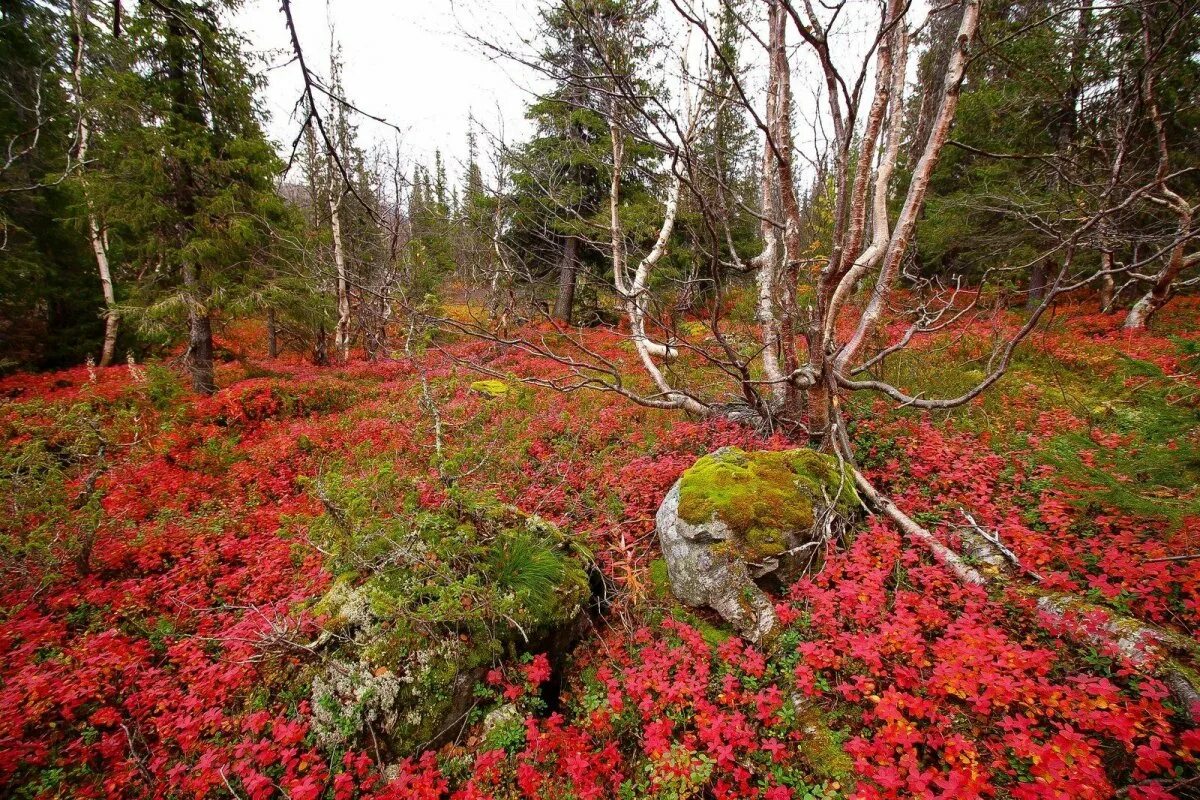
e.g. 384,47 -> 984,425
656,447 -> 858,643
306,493 -> 592,756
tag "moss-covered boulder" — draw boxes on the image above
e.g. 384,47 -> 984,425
305,487 -> 592,756
656,448 -> 857,643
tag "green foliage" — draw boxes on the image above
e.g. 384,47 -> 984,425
0,0 -> 119,369
915,0 -> 1200,294
503,0 -> 662,317
86,0 -> 290,354
0,398 -> 110,580
479,705 -> 527,753
1036,349 -> 1200,524
142,364 -> 186,410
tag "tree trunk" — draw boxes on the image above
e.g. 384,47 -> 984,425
552,234 -> 578,325
768,1 -> 805,423
1026,261 -> 1047,310
70,0 -> 119,367
1124,225 -> 1195,330
93,217 -> 119,367
1124,11 -> 1194,331
313,323 -> 329,366
164,0 -> 212,393
266,308 -> 278,358
1098,251 -> 1115,313
329,191 -> 351,362
806,376 -> 834,448
850,466 -> 1200,723
182,262 -> 216,394
1099,275 -> 1115,313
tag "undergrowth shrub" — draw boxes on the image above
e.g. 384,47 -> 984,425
208,377 -> 366,427
0,396 -> 135,582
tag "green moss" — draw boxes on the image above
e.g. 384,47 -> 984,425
795,703 -> 855,785
648,559 -> 673,601
677,448 -> 857,559
470,379 -> 509,398
669,608 -> 732,646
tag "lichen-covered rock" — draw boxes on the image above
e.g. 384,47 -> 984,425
309,582 -> 481,752
310,656 -> 404,751
656,447 -> 857,643
305,486 -> 592,756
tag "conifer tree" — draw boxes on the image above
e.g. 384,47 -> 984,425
88,0 -> 287,393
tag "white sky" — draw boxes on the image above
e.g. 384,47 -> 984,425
233,0 -> 544,184
231,0 -> 921,191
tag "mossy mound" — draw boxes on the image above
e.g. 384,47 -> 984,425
470,379 -> 510,398
677,447 -> 857,560
794,698 -> 855,786
306,479 -> 591,755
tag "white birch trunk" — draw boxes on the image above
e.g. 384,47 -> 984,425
838,0 -> 980,369
329,189 -> 351,362
609,123 -> 704,415
71,0 -> 118,367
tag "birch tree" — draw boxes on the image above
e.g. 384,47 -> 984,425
459,0 -> 1196,445
68,0 -> 118,367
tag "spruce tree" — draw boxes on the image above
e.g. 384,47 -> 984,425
89,0 -> 286,393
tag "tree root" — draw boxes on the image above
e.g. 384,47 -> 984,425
851,468 -> 1200,725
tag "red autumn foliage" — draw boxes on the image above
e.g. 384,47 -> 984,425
1,299 -> 1198,798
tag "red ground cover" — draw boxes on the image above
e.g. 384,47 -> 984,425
1,301 -> 1198,798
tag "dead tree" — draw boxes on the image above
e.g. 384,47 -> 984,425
459,0 -> 1193,440
1122,5 -> 1198,330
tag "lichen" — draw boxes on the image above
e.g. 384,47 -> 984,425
676,447 -> 857,559
305,480 -> 592,755
470,379 -> 509,398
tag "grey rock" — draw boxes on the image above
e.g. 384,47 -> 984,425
655,479 -> 777,643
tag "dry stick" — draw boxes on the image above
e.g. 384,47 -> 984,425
1146,553 -> 1200,564
849,465 -> 1200,723
850,469 -> 987,586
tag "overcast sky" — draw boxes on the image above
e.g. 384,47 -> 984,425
231,1 -> 910,191
233,0 -> 544,184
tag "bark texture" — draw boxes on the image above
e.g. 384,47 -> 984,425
552,235 -> 579,325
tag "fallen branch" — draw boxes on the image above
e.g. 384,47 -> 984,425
1147,553 -> 1200,564
849,467 -> 1200,724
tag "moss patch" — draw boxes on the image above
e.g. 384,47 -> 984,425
470,379 -> 510,398
648,558 -> 674,601
795,702 -> 855,786
677,448 -> 857,559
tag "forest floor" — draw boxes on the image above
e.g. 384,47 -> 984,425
2,297 -> 1199,800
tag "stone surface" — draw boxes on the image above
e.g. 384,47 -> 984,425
656,447 -> 857,643
306,496 -> 592,756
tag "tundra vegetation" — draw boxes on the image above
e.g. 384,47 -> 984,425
0,0 -> 1198,798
